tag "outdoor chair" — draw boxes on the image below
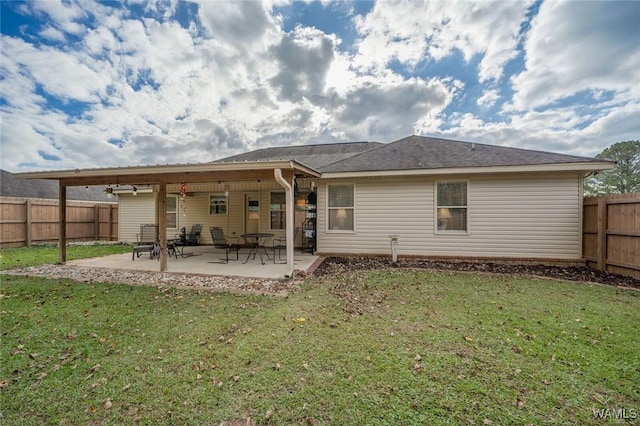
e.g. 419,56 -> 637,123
209,226 -> 240,264
132,224 -> 159,260
174,224 -> 202,247
272,227 -> 300,264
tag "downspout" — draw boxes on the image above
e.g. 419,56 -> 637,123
274,168 -> 295,278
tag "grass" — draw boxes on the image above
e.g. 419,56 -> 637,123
0,244 -> 132,271
1,249 -> 639,424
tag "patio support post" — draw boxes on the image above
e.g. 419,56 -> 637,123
158,182 -> 168,271
58,181 -> 67,264
274,168 -> 295,278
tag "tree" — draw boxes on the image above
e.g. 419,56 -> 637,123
584,140 -> 640,196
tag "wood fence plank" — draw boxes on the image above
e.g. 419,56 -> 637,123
26,199 -> 32,246
596,198 -> 607,270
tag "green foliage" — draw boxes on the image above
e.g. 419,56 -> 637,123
0,244 -> 132,270
1,271 -> 638,425
585,140 -> 640,195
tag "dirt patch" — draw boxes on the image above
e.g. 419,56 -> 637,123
313,256 -> 640,290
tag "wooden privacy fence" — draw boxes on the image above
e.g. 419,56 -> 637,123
0,197 -> 118,248
583,193 -> 640,279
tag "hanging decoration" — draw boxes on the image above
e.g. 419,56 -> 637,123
180,182 -> 187,216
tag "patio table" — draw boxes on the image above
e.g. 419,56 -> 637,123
241,233 -> 274,265
167,240 -> 181,259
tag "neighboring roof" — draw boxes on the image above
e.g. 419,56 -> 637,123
320,135 -> 610,174
0,169 -> 113,201
214,141 -> 383,169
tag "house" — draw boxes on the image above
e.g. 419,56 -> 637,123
15,135 -> 614,275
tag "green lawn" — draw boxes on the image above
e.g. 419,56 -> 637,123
1,264 -> 639,424
0,244 -> 131,271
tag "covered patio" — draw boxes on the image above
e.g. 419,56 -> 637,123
16,160 -> 321,279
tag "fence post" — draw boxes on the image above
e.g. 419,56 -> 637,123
25,199 -> 32,246
59,182 -> 67,263
596,197 -> 608,270
94,204 -> 100,240
108,204 -> 114,240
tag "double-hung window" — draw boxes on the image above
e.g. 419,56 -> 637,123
270,192 -> 286,230
166,195 -> 178,229
328,184 -> 354,231
436,181 -> 468,233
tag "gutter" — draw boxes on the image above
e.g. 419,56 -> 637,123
274,168 -> 295,278
320,161 -> 616,179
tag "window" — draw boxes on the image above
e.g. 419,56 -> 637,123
328,184 -> 354,231
436,181 -> 468,232
166,195 -> 177,229
270,192 -> 286,230
209,194 -> 227,215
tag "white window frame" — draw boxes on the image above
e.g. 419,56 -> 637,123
209,193 -> 228,215
434,180 -> 469,235
326,183 -> 356,233
269,191 -> 286,230
166,194 -> 178,230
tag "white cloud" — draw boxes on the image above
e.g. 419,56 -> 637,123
329,76 -> 455,142
2,36 -> 109,102
477,89 -> 501,108
29,0 -> 87,36
353,0 -> 532,82
38,26 -> 66,42
509,0 -> 640,111
268,26 -> 337,102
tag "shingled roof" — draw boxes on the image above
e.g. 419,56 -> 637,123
320,135 -> 605,173
1,169 -> 113,202
215,141 -> 383,169
215,136 -> 605,174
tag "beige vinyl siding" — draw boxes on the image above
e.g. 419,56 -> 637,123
118,181 -> 290,244
118,193 -> 155,242
317,172 -> 583,260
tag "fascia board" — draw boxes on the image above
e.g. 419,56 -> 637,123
15,160 -> 320,180
320,161 -> 615,179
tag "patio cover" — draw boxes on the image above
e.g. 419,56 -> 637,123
16,160 -> 320,277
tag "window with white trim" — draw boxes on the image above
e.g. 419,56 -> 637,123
436,181 -> 468,232
166,195 -> 178,229
209,194 -> 227,215
270,192 -> 286,230
328,184 -> 354,231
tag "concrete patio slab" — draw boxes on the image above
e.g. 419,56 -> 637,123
69,245 -> 321,280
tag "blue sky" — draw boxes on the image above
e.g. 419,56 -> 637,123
1,0 -> 639,172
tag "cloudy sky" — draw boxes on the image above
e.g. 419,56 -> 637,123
1,0 -> 639,172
